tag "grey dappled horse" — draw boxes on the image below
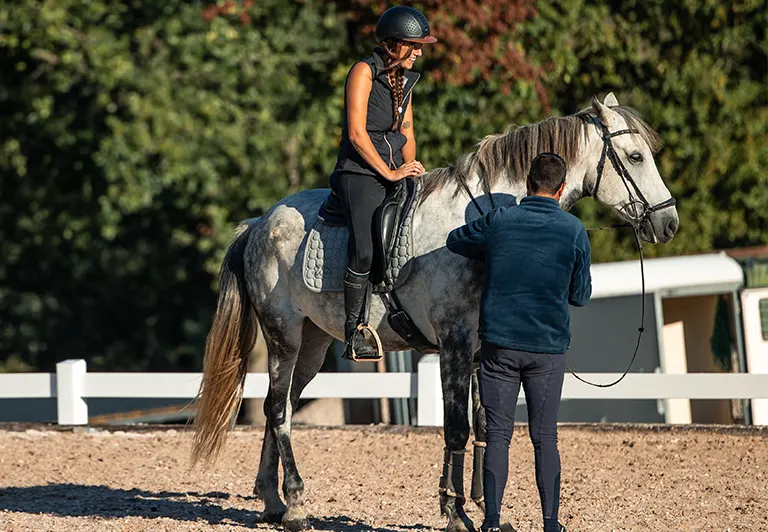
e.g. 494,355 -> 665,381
190,94 -> 679,531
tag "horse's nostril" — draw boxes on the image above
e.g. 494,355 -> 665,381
664,218 -> 679,238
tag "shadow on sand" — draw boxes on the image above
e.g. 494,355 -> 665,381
0,483 -> 438,531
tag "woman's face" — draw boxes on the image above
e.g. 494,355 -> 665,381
397,42 -> 423,69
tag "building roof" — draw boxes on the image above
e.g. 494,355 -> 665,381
591,252 -> 745,299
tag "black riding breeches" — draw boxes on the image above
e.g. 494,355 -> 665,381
478,342 -> 566,532
331,172 -> 395,275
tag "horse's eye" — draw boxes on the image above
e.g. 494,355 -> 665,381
629,152 -> 644,164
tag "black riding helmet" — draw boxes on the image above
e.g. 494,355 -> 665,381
375,6 -> 437,44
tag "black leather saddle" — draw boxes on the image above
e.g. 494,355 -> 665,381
318,178 -> 438,355
319,179 -> 416,285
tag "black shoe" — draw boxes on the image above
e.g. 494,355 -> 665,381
342,270 -> 377,360
544,519 -> 565,532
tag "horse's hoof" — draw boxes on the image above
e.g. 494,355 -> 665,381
500,523 -> 517,532
282,506 -> 310,531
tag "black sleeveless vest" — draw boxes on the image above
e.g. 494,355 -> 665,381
332,47 -> 420,179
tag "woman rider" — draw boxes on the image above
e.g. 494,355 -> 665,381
330,6 -> 437,360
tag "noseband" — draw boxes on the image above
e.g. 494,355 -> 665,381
588,115 -> 676,229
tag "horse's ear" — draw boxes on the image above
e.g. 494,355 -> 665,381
591,95 -> 617,127
603,92 -> 620,107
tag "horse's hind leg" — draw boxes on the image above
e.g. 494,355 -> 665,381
254,319 -> 333,525
470,367 -> 487,512
254,420 -> 284,523
439,332 -> 477,532
258,312 -> 310,532
252,325 -> 285,523
261,316 -> 333,532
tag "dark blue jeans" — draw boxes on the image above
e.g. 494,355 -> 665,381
478,342 -> 566,532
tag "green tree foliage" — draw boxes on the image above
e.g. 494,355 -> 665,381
0,0 -> 348,371
0,0 -> 764,371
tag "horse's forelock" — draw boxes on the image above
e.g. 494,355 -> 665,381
611,106 -> 664,154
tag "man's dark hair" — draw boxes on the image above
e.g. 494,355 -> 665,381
528,152 -> 566,194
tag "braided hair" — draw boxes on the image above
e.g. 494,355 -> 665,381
380,39 -> 413,130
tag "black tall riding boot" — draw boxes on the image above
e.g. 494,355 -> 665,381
342,269 -> 377,360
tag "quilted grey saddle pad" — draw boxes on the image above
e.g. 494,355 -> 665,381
302,180 -> 421,293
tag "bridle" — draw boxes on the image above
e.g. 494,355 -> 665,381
557,116 -> 677,388
460,114 -> 677,389
587,115 -> 677,231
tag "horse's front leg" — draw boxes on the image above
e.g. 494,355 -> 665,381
439,331 -> 477,532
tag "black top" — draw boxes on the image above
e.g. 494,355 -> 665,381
332,48 -> 420,179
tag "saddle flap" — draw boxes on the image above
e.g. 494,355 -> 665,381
371,182 -> 407,285
304,178 -> 421,294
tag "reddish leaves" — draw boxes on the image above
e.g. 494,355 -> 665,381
346,0 -> 550,110
200,0 -> 551,109
202,0 -> 254,25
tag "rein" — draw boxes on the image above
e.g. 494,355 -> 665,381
571,224 -> 644,388
462,116 -> 676,389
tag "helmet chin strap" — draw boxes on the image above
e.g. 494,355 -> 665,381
379,40 -> 413,71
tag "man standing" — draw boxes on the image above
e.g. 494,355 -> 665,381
446,153 -> 592,532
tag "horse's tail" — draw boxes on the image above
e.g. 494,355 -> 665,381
190,221 -> 258,468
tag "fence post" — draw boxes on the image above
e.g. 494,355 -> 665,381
56,359 -> 88,425
417,354 -> 443,426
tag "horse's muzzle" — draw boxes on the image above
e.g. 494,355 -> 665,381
643,209 -> 679,244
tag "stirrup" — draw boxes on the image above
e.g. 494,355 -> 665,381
347,323 -> 384,362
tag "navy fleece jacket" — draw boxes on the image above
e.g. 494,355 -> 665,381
446,195 -> 592,354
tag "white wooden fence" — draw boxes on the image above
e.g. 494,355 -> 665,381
1,355 -> 767,426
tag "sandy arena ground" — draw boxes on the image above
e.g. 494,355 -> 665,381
0,424 -> 765,531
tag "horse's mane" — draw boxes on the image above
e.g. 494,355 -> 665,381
418,105 -> 663,201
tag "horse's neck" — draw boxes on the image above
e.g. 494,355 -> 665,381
467,132 -> 596,212
560,128 -> 600,211
468,167 -> 524,205
461,167 -> 587,212
418,126 -> 599,239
